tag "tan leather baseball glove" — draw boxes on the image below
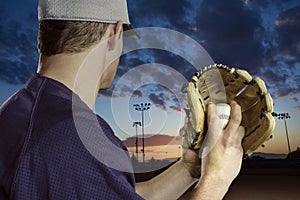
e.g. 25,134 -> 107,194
180,64 -> 275,155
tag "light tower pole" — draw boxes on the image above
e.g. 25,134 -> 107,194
272,112 -> 292,154
132,121 -> 141,161
133,103 -> 151,163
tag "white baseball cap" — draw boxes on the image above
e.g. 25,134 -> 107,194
38,0 -> 138,38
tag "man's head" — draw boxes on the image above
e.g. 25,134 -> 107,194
38,0 -> 135,89
38,20 -> 110,56
38,0 -> 135,54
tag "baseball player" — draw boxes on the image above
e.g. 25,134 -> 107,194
0,0 -> 245,199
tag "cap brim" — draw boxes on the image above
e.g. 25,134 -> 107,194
123,24 -> 140,39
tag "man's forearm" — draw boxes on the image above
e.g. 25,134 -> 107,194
136,161 -> 198,200
181,176 -> 230,200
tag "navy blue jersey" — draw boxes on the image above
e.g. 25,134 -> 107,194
0,74 -> 143,200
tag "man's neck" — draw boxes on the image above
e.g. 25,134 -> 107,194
37,53 -> 86,89
37,49 -> 106,109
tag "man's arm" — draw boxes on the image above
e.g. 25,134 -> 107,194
136,101 -> 244,200
136,157 -> 198,200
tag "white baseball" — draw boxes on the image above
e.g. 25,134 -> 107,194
216,103 -> 231,129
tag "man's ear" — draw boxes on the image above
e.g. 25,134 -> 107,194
108,21 -> 123,51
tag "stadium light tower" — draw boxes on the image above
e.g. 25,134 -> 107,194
132,121 -> 141,161
272,112 -> 292,154
133,103 -> 151,163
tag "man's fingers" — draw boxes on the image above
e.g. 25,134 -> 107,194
236,126 -> 245,142
225,101 -> 242,132
207,103 -> 222,134
205,103 -> 222,147
207,103 -> 217,126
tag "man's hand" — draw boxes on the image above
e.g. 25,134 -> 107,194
201,101 -> 244,183
180,101 -> 244,183
193,101 -> 245,199
179,101 -> 244,200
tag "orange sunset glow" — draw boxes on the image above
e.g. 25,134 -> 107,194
123,135 -> 182,161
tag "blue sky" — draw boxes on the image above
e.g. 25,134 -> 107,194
0,0 -> 299,154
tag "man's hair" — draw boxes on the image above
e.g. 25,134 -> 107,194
38,20 -> 110,56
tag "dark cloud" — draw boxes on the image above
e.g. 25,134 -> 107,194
292,97 -> 298,102
129,84 -> 185,112
132,90 -> 142,97
274,5 -> 300,59
102,49 -> 190,109
127,0 -> 193,30
150,49 -> 196,79
169,105 -> 182,112
0,8 -> 38,84
246,0 -> 270,9
98,89 -> 113,97
194,0 -> 264,73
260,66 -> 300,98
169,96 -> 182,112
257,4 -> 300,98
186,0 -> 300,100
148,93 -> 167,110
